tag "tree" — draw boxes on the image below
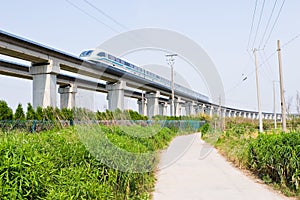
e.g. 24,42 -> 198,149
61,108 -> 73,120
43,106 -> 55,121
36,106 -> 44,121
15,103 -> 25,120
26,103 -> 36,120
0,100 -> 13,120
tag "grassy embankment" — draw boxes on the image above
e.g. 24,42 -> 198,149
0,124 -> 177,199
201,117 -> 300,198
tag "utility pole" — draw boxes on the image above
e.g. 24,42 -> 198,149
166,54 -> 177,116
141,91 -> 145,116
253,48 -> 263,133
277,40 -> 287,132
273,81 -> 277,130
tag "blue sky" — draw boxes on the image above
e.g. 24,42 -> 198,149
1,0 -> 300,113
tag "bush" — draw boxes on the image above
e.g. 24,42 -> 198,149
26,103 -> 36,120
0,100 -> 13,120
199,123 -> 211,136
14,103 -> 25,120
248,132 -> 300,193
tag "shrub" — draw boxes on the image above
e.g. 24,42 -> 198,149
248,132 -> 300,192
0,100 -> 13,120
199,123 -> 211,136
14,103 -> 25,120
26,103 -> 36,120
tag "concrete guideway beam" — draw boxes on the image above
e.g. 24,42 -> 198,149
106,81 -> 126,111
29,60 -> 60,109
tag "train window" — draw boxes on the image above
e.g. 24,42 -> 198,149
79,51 -> 86,57
86,50 -> 93,56
80,50 -> 93,57
108,54 -> 113,60
125,62 -> 129,66
97,52 -> 106,57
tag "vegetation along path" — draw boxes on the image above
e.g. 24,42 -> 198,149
153,133 -> 291,200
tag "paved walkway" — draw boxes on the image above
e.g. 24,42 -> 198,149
153,133 -> 291,200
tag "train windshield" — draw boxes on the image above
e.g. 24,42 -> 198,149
97,52 -> 106,57
79,50 -> 93,57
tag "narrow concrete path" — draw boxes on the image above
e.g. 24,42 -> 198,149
153,133 -> 291,200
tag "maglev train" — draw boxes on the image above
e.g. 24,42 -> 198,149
79,49 -> 209,102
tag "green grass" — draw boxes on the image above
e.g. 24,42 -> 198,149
0,125 -> 176,199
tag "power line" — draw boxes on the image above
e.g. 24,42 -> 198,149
251,0 -> 266,50
247,0 -> 258,51
259,32 -> 300,69
66,0 -> 157,54
282,32 -> 300,48
258,0 -> 278,49
262,0 -> 286,49
82,0 -> 129,31
262,50 -> 276,79
64,0 -> 119,33
258,50 -> 273,82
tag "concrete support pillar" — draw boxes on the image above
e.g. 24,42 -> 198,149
222,109 -> 226,118
195,105 -> 201,115
248,113 -> 252,119
146,91 -> 160,118
278,114 -> 282,122
209,105 -> 214,117
233,111 -> 237,118
159,102 -> 168,116
230,111 -> 233,117
201,104 -> 205,114
29,60 -> 60,109
253,113 -> 257,119
185,101 -> 195,116
58,84 -> 77,109
106,81 -> 126,111
174,97 -> 182,117
137,99 -> 147,116
227,110 -> 231,117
